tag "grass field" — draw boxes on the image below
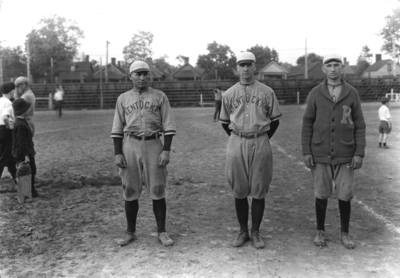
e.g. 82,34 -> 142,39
0,102 -> 399,278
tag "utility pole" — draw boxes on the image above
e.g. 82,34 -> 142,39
0,56 -> 3,84
106,41 -> 110,83
100,57 -> 103,109
51,57 -> 54,83
304,38 -> 308,79
27,40 -> 31,83
393,34 -> 396,77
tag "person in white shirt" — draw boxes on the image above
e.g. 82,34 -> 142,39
378,97 -> 392,149
54,84 -> 65,118
0,82 -> 17,186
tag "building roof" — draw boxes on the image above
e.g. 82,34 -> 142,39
287,62 -> 320,77
364,59 -> 392,72
56,61 -> 93,73
259,61 -> 289,74
58,71 -> 86,80
173,63 -> 202,78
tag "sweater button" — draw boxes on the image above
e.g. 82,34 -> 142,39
332,118 -> 335,122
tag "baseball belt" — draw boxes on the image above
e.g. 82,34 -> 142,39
231,130 -> 268,139
127,133 -> 160,141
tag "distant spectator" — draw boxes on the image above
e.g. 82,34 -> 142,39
14,77 -> 36,136
0,82 -> 17,187
213,85 -> 223,122
54,84 -> 65,118
378,97 -> 391,149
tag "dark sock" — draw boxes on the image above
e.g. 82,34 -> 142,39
125,200 -> 139,233
235,197 -> 249,232
251,198 -> 265,232
315,198 -> 328,231
379,142 -> 382,146
339,200 -> 351,233
383,143 -> 387,146
153,198 -> 167,233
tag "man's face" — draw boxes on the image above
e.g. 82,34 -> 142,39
129,71 -> 150,90
322,61 -> 343,80
16,83 -> 26,96
237,62 -> 255,80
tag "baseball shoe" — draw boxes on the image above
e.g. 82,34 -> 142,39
378,145 -> 382,148
32,189 -> 40,198
158,232 -> 173,247
118,231 -> 137,246
341,232 -> 355,249
383,145 -> 389,149
233,230 -> 250,247
313,230 -> 325,247
251,231 -> 265,249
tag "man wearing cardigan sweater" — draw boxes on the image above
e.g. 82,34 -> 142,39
301,54 -> 366,250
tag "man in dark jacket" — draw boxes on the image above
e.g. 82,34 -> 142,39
301,54 -> 366,250
12,98 -> 38,197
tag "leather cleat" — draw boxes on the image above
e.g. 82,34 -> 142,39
118,231 -> 137,246
158,232 -> 173,247
32,189 -> 40,198
383,145 -> 389,149
233,230 -> 250,247
251,231 -> 265,249
314,230 -> 325,247
341,232 -> 355,249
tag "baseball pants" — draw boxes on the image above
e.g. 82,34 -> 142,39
119,135 -> 167,201
311,162 -> 354,201
226,134 -> 272,199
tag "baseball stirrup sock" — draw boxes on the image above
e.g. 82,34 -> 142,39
315,198 -> 328,231
251,198 -> 265,232
125,200 -> 139,233
235,197 -> 249,231
153,198 -> 167,233
339,200 -> 351,233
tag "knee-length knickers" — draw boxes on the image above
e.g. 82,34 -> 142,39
226,133 -> 272,199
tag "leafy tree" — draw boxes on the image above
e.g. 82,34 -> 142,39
355,57 -> 370,77
246,45 -> 272,67
27,15 -> 85,81
271,48 -> 279,62
296,53 -> 323,65
176,54 -> 188,66
379,7 -> 400,59
123,31 -> 154,63
197,41 -> 236,80
360,45 -> 373,63
0,42 -> 26,81
153,55 -> 177,77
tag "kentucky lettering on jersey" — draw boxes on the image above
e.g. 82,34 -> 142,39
111,87 -> 176,138
219,80 -> 282,133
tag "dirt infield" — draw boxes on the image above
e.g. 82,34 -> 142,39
0,104 -> 399,278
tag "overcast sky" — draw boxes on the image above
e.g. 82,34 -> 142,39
0,0 -> 399,67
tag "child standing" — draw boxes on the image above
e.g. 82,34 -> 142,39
378,97 -> 392,149
12,98 -> 38,197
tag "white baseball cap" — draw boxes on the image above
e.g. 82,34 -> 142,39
236,52 -> 256,64
323,54 -> 343,64
129,61 -> 150,74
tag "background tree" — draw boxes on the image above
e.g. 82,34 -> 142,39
360,45 -> 373,63
296,53 -> 323,65
355,46 -> 372,77
271,48 -> 279,62
246,45 -> 272,67
197,41 -> 236,80
379,7 -> 400,60
123,30 -> 154,63
153,55 -> 177,78
27,15 -> 85,81
0,42 -> 26,81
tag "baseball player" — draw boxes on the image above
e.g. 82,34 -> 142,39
219,51 -> 282,249
378,96 -> 391,149
14,77 -> 36,136
111,61 -> 177,247
301,54 -> 366,249
213,85 -> 223,122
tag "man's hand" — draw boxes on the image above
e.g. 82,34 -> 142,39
158,151 -> 170,167
115,154 -> 127,168
350,156 -> 363,170
303,154 -> 314,169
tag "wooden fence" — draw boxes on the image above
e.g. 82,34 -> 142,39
30,78 -> 400,110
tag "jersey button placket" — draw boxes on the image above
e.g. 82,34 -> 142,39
244,87 -> 251,130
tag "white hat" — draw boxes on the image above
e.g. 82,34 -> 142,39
236,52 -> 256,64
129,61 -> 150,74
323,54 -> 343,64
14,76 -> 29,87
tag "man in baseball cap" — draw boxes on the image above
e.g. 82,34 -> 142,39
236,51 -> 256,64
322,54 -> 343,64
129,61 -> 150,75
14,76 -> 36,136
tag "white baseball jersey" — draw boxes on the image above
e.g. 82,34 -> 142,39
378,105 -> 391,122
219,80 -> 282,133
111,87 -> 176,138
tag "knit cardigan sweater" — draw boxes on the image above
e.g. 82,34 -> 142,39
301,79 -> 366,165
12,117 -> 35,162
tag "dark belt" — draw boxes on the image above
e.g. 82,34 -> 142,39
231,130 -> 268,139
127,133 -> 160,141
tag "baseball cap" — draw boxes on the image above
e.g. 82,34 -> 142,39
0,82 -> 15,94
14,76 -> 29,87
323,54 -> 343,64
129,61 -> 150,74
236,52 -> 256,64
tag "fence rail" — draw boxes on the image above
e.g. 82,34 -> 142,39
30,78 -> 400,110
